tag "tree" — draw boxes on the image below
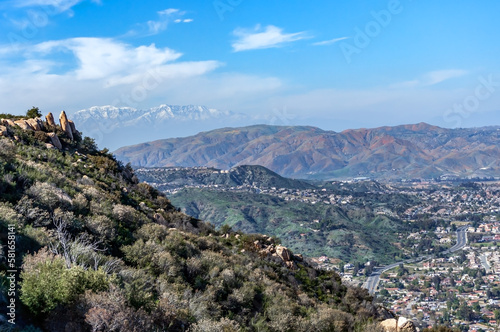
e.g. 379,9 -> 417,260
26,106 -> 42,119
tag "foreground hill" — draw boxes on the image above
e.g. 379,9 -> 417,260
114,123 -> 500,180
0,113 -> 390,331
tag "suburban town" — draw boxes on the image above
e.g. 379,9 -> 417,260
324,219 -> 500,332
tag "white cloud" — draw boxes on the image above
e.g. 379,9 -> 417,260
391,69 -> 469,88
232,25 -> 308,52
0,37 -> 230,116
423,69 -> 468,86
13,0 -> 98,13
28,38 -> 220,85
312,37 -> 349,46
158,8 -> 179,16
128,8 -> 193,37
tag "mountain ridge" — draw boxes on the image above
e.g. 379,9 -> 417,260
115,123 -> 500,180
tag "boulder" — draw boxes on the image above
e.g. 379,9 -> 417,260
1,119 -> 15,127
380,317 -> 416,332
68,120 -> 77,134
26,118 -> 44,131
153,213 -> 166,224
59,111 -> 73,140
45,112 -> 56,127
275,245 -> 293,262
14,119 -> 33,130
47,133 -> 62,150
377,307 -> 395,320
0,125 -> 7,136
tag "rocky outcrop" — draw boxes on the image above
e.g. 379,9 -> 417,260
14,120 -> 33,130
46,113 -> 56,127
252,240 -> 297,269
0,125 -> 8,137
377,307 -> 395,320
1,119 -> 15,127
380,317 -> 417,332
26,118 -> 44,131
59,111 -> 73,140
276,245 -> 293,262
68,120 -> 77,135
47,133 -> 62,150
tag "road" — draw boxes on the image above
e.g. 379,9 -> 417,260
364,226 -> 468,294
480,254 -> 491,273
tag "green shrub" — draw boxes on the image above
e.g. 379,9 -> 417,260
20,249 -> 109,316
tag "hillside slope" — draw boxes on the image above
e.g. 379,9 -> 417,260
114,123 -> 500,180
135,166 -> 415,263
0,113 -> 387,331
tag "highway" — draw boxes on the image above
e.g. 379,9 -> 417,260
364,226 -> 468,295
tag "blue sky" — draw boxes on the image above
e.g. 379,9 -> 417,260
0,0 -> 499,131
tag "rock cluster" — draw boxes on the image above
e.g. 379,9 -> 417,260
380,317 -> 417,332
0,111 -> 78,150
252,238 -> 300,269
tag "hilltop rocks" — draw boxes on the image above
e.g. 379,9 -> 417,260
253,240 -> 297,269
380,317 -> 416,332
14,120 -> 33,130
59,111 -> 74,140
1,119 -> 15,127
0,111 -> 75,150
45,113 -> 56,127
47,133 -> 62,150
26,118 -> 44,131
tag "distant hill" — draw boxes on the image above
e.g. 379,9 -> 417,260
115,123 -> 500,180
135,165 -> 315,191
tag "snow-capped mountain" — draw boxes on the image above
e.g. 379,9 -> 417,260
72,104 -> 249,151
73,104 -> 239,130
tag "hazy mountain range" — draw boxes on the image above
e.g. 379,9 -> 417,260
114,123 -> 500,180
